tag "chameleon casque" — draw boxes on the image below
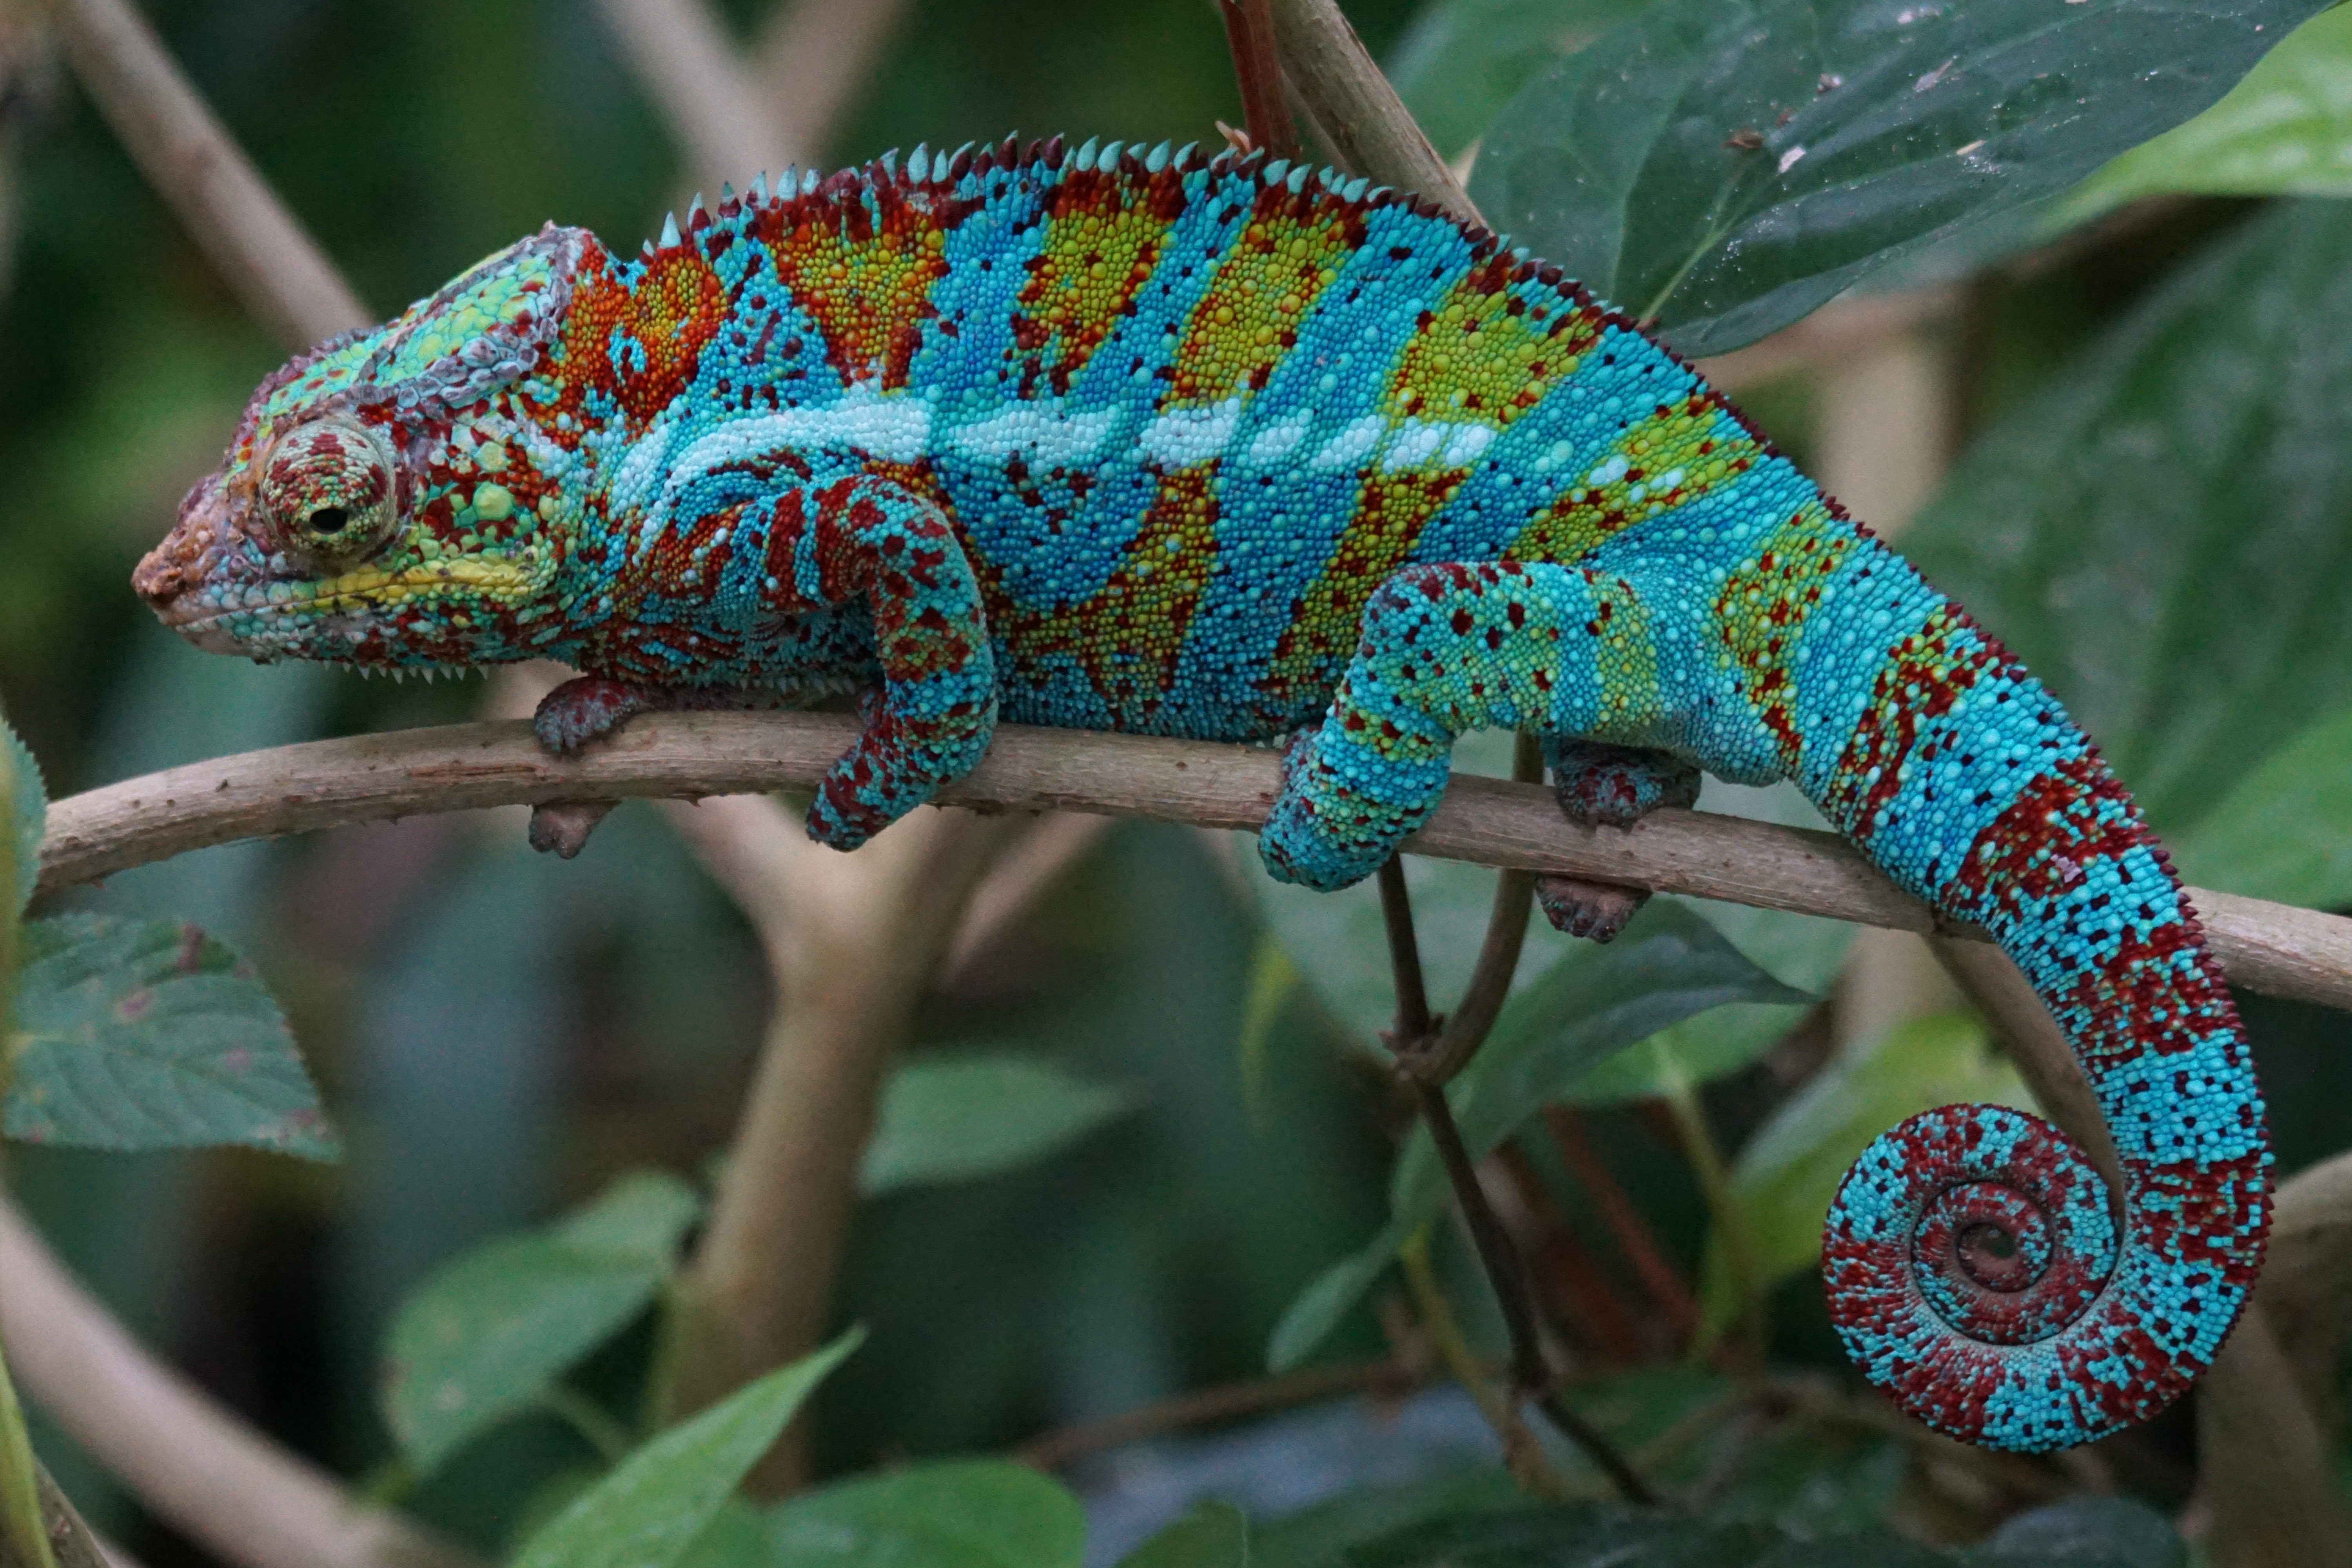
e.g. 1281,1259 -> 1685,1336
133,136 -> 2269,1452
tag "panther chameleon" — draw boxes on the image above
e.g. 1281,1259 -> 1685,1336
131,135 -> 2270,1452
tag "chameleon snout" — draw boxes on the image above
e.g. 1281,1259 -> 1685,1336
132,474 -> 245,650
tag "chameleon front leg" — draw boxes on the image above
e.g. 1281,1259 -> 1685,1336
1259,560 -> 1690,898
536,474 -> 998,852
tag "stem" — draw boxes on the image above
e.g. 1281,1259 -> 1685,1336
1661,1076 -> 1762,1371
1543,1106 -> 1699,1345
1218,0 -> 1301,161
1016,1357 -> 1419,1471
1376,857 -> 1435,1045
1397,1228 -> 1564,1502
538,1386 -> 632,1467
0,1348 -> 51,1568
1417,733 -> 1541,1084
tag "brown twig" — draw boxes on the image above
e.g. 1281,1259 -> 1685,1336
1015,1357 -> 1421,1472
939,811 -> 1114,988
1265,0 -> 1473,221
0,1468 -> 118,1568
1416,733 -> 1541,1085
35,713 -> 2352,1012
1377,862 -> 1654,1503
0,1198 -> 477,1568
655,796 -> 1018,1494
1490,1143 -> 1648,1364
1218,0 -> 1300,162
1541,1107 -> 1699,1346
751,0 -> 911,169
40,0 -> 365,347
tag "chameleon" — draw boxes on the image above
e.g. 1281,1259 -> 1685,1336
132,136 -> 2268,1452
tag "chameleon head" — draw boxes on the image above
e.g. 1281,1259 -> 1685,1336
134,223 -> 601,667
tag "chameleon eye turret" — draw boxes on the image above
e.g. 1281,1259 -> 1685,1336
258,419 -> 398,562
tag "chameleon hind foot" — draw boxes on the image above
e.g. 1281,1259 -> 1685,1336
1534,877 -> 1647,943
1537,740 -> 1701,940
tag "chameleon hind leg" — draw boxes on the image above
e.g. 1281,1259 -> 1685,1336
1260,560 -> 1688,894
1537,739 -> 1702,941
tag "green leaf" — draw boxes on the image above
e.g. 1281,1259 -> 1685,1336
2064,5 -> 2352,221
1397,902 -> 1809,1217
1115,1501 -> 1252,1568
1470,0 -> 2333,356
4,913 -> 336,1157
858,1053 -> 1137,1195
1390,0 -> 1653,159
1905,200 -> 2352,833
1343,1504 -> 1778,1568
1267,904 -> 1803,1371
1253,1472 -> 1532,1568
2172,697 -> 2352,907
510,1328 -> 863,1568
2,716 -> 41,925
763,1458 -> 1086,1568
383,1171 -> 701,1474
1699,1014 -> 2033,1339
1966,1497 -> 2185,1568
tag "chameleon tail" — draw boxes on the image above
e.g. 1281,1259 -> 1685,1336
1802,542 -> 2270,1451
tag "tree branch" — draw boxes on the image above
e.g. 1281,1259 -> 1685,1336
33,711 -> 2352,1011
0,1198 -> 476,1568
39,0 -> 366,347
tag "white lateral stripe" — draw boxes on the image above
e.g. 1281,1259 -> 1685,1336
950,401 -> 1119,465
1140,398 -> 1243,466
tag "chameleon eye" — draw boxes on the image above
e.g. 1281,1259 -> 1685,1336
258,419 -> 397,559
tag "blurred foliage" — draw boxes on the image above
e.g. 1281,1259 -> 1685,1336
1,0 -> 2351,1564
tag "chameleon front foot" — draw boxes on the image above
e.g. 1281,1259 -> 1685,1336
533,676 -> 654,754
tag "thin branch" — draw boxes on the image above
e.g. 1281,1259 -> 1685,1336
938,810 -> 1113,987
1418,733 -> 1541,1085
655,796 -> 1017,1494
750,0 -> 912,168
1378,861 -> 1654,1503
1265,0 -> 1474,222
40,0 -> 365,347
1218,0 -> 1301,162
594,0 -> 782,194
34,712 -> 2352,1011
1541,1106 -> 1699,1346
0,1197 -> 478,1568
1014,1357 -> 1422,1472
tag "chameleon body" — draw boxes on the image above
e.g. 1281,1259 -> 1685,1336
134,136 -> 2269,1451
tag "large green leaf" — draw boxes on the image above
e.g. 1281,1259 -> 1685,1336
2,717 -> 39,925
2065,4 -> 2352,220
4,913 -> 335,1157
763,1459 -> 1086,1568
383,1170 -> 702,1474
1470,0 -> 2333,356
1394,903 -> 1809,1224
1268,904 -> 1802,1371
2172,697 -> 2352,906
1390,0 -> 1652,159
1119,1503 -> 1252,1568
1904,200 -> 2352,834
509,1328 -> 862,1568
1345,1505 -> 1955,1568
859,1053 -> 1137,1195
1965,1497 -> 2186,1567
1699,1014 -> 2034,1339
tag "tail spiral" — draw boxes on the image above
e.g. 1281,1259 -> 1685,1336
1808,596 -> 2270,1450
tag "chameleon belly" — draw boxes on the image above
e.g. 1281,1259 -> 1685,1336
134,135 -> 2271,1452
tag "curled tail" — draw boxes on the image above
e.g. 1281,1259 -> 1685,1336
1802,550 -> 2270,1450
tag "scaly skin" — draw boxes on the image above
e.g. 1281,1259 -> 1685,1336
133,135 -> 2269,1450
